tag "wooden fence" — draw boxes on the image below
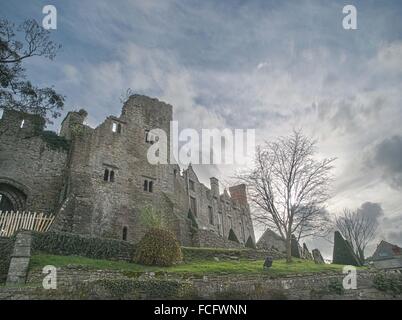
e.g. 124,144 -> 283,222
0,211 -> 55,237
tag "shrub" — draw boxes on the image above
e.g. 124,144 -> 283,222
327,278 -> 344,295
373,273 -> 402,294
135,228 -> 182,267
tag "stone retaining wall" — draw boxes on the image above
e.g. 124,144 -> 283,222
0,267 -> 397,300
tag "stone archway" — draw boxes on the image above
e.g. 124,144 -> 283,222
0,183 -> 27,212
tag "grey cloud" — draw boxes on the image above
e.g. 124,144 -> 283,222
357,202 -> 384,222
315,97 -> 386,135
388,231 -> 402,245
367,135 -> 402,189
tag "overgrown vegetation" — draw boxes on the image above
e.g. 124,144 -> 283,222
373,273 -> 402,294
134,228 -> 183,267
135,206 -> 183,267
40,130 -> 70,151
327,279 -> 345,295
139,205 -> 167,229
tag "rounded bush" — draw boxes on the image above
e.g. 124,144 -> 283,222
134,228 -> 183,267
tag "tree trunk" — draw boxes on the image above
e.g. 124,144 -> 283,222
357,248 -> 365,264
286,235 -> 292,263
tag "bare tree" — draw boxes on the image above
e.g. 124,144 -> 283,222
237,130 -> 335,262
335,208 -> 378,262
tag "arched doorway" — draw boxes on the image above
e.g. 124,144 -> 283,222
0,183 -> 27,212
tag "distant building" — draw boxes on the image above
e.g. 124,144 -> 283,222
369,240 -> 402,271
256,228 -> 286,253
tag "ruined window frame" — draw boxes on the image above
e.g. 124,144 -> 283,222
208,206 -> 214,225
104,169 -> 109,181
122,226 -> 128,241
189,180 -> 195,191
190,196 -> 197,216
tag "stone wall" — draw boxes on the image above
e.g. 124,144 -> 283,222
0,236 -> 14,283
6,231 -> 32,285
0,267 -> 398,300
192,229 -> 246,249
0,109 -> 68,213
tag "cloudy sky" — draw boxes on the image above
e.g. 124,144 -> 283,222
2,0 -> 402,257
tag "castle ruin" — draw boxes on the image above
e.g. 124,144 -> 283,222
0,95 -> 255,248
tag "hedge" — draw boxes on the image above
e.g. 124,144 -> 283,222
31,231 -> 136,261
0,236 -> 14,283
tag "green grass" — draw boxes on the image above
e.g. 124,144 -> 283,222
29,254 -> 362,277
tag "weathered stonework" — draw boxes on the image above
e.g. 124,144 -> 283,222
0,110 -> 68,213
0,95 -> 255,248
6,231 -> 32,285
0,267 -> 397,300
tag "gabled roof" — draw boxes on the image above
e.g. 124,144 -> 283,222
371,240 -> 402,261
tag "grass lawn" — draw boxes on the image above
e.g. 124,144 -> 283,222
29,254 -> 362,277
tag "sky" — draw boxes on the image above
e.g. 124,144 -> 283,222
1,0 -> 402,258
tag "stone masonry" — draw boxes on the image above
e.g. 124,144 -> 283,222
0,95 -> 255,248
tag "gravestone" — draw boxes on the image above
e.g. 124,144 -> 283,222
263,256 -> 273,269
312,249 -> 325,264
302,243 -> 313,260
332,231 -> 362,266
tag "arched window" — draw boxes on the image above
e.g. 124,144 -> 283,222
110,170 -> 115,182
149,181 -> 153,193
117,123 -> 122,134
143,180 -> 148,191
104,169 -> 109,181
122,226 -> 128,241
